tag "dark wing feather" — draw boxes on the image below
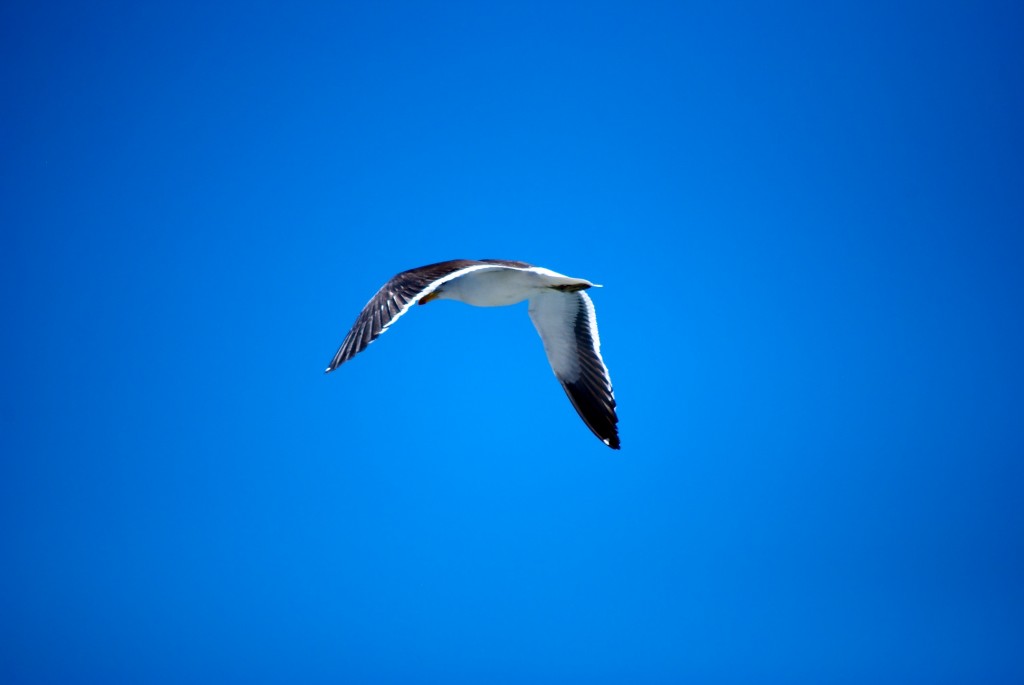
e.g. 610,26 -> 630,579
479,258 -> 534,269
325,259 -> 482,372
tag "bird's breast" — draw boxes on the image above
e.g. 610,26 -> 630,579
442,269 -> 540,307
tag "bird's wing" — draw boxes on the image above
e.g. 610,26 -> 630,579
326,259 -> 508,372
528,289 -> 619,449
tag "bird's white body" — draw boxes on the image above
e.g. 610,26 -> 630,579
435,267 -> 596,307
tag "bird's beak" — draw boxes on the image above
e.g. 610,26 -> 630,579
419,291 -> 440,305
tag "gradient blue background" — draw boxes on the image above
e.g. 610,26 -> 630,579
3,2 -> 1023,682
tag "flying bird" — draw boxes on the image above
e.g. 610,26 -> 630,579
325,259 -> 620,449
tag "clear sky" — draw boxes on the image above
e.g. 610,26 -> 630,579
3,1 -> 1023,683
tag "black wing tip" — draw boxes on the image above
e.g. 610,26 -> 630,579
599,425 -> 621,450
559,379 -> 619,451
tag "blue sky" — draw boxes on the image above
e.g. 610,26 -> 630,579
3,1 -> 1023,682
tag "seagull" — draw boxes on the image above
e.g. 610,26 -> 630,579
325,259 -> 620,449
